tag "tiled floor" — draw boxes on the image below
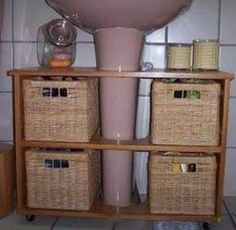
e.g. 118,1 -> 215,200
1,198 -> 236,230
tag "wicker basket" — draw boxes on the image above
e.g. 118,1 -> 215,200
23,78 -> 99,142
25,148 -> 101,210
149,152 -> 217,215
151,80 -> 221,146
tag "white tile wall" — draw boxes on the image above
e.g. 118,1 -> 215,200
141,45 -> 166,69
77,29 -> 94,42
227,100 -> 236,147
0,93 -> 13,140
225,149 -> 236,196
146,27 -> 166,43
168,0 -> 219,43
220,46 -> 236,96
221,0 -> 236,44
13,0 -> 93,42
0,43 -> 13,91
1,0 -> 12,41
73,43 -> 97,67
14,43 -> 38,68
13,0 -> 59,41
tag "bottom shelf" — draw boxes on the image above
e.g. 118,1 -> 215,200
19,201 -> 217,222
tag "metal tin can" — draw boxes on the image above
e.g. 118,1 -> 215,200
193,39 -> 219,71
167,43 -> 191,70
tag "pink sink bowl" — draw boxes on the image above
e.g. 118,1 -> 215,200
46,0 -> 192,33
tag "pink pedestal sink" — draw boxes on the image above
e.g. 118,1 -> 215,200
96,27 -> 144,206
46,0 -> 192,207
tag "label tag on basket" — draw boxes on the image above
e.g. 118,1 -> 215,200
42,87 -> 50,97
44,159 -> 52,168
42,87 -> 68,98
172,163 -> 196,173
44,159 -> 69,168
174,90 -> 201,99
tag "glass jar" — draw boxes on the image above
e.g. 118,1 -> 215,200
37,18 -> 77,67
193,39 -> 219,71
167,43 -> 191,70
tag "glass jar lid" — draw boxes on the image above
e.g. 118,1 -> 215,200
168,43 -> 191,47
44,18 -> 77,47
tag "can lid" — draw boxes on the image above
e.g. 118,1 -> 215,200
44,18 -> 77,47
193,39 -> 219,43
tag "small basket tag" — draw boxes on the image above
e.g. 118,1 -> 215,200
42,87 -> 68,98
44,159 -> 69,168
172,163 -> 197,173
174,90 -> 201,99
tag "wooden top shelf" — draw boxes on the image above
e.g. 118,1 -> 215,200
8,67 -> 234,80
21,136 -> 222,153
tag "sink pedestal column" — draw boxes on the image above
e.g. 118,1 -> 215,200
95,27 -> 144,207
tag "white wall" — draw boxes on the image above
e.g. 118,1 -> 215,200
0,0 -> 235,195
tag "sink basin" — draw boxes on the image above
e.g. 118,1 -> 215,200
46,0 -> 192,33
45,0 -> 193,207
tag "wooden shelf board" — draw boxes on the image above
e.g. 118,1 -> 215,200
21,137 -> 222,153
8,67 -> 234,80
19,201 -> 217,222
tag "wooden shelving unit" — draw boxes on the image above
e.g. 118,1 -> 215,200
20,201 -> 216,222
8,68 -> 234,223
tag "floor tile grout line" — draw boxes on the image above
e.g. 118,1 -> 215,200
50,217 -> 60,230
112,221 -> 118,230
223,199 -> 236,229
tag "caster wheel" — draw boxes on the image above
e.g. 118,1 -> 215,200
202,222 -> 210,230
25,215 -> 35,222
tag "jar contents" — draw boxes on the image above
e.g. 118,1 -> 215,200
37,18 -> 77,67
49,53 -> 72,67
